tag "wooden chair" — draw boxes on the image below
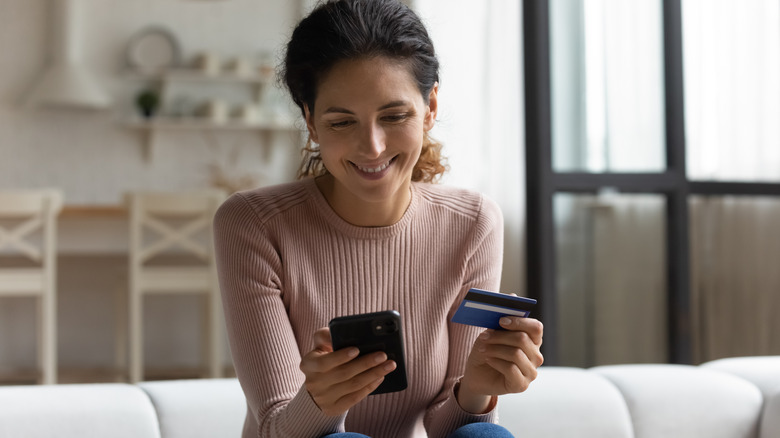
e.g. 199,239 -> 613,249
0,190 -> 63,385
125,190 -> 226,383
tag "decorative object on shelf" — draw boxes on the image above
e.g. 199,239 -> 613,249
224,56 -> 254,77
193,52 -> 221,75
232,103 -> 260,124
135,89 -> 160,119
126,26 -> 181,74
256,51 -> 275,81
196,100 -> 228,124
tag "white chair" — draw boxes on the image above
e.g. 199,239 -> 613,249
0,190 -> 63,385
126,190 -> 226,383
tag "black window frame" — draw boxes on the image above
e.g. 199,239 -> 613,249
523,0 -> 780,365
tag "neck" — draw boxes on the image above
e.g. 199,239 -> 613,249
315,175 -> 411,227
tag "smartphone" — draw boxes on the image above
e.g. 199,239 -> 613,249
329,310 -> 408,395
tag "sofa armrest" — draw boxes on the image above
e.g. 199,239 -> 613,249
0,383 -> 160,438
593,364 -> 763,438
138,378 -> 245,438
497,367 -> 633,438
701,356 -> 780,399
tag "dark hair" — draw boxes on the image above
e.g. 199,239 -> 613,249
282,0 -> 447,182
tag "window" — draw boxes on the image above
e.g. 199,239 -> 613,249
525,0 -> 780,366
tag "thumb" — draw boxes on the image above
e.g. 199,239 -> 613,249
313,327 -> 333,353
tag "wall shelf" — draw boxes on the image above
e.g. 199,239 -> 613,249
123,67 -> 298,162
126,117 -> 296,131
125,68 -> 272,85
125,116 -> 299,162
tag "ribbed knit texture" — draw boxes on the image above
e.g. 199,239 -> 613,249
213,177 -> 504,438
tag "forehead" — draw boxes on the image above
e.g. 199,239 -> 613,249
313,57 -> 423,114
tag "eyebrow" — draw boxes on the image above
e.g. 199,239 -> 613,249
322,100 -> 410,115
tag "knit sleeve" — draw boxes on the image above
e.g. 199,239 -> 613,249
213,193 -> 346,438
423,194 -> 504,437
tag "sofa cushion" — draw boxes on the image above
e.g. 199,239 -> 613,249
0,383 -> 160,438
497,367 -> 633,438
701,356 -> 780,399
594,364 -> 763,438
138,378 -> 245,438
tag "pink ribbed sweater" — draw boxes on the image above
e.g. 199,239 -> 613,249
213,177 -> 504,438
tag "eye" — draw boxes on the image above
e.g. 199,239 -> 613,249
328,120 -> 354,129
382,112 -> 411,123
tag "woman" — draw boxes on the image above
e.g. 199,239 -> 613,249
212,1 -> 543,437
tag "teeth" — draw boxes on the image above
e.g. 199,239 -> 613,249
356,161 -> 390,173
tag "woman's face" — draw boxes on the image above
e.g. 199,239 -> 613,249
305,56 -> 437,225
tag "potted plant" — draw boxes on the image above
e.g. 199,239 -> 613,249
135,89 -> 160,118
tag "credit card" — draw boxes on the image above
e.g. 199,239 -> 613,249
451,288 -> 537,330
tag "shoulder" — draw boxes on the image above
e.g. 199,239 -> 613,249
414,182 -> 502,227
214,179 -> 312,228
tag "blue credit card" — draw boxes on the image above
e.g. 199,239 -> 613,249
451,288 -> 537,330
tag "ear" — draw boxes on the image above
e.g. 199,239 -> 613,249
304,105 -> 319,144
423,82 -> 438,132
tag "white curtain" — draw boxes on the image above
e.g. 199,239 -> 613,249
684,0 -> 780,181
684,0 -> 780,362
555,194 -> 667,367
413,0 -> 525,295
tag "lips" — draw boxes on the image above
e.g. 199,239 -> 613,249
355,161 -> 390,173
351,156 -> 397,176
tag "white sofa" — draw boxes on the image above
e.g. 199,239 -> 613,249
0,356 -> 778,438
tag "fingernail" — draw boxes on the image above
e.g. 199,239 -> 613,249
500,317 -> 512,326
347,348 -> 359,358
479,332 -> 490,340
384,361 -> 396,371
374,353 -> 387,364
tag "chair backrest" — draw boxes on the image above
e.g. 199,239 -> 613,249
126,190 -> 226,266
0,190 -> 63,264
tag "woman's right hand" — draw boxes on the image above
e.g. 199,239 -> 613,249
300,327 -> 397,416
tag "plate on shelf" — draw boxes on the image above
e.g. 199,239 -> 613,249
126,26 -> 181,74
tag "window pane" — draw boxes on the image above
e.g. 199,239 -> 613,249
683,1 -> 780,181
690,196 -> 780,362
550,0 -> 666,173
554,193 -> 667,366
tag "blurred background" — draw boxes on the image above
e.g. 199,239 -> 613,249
0,0 -> 777,384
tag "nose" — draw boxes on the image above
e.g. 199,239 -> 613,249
358,121 -> 386,157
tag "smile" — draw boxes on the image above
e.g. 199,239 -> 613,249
353,157 -> 395,174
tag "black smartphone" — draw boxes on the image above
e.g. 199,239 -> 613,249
329,310 -> 408,395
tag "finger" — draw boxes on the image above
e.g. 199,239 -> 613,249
331,359 -> 396,395
498,317 -> 543,344
300,345 -> 359,375
480,340 -> 544,370
479,330 -> 544,368
313,359 -> 395,409
328,352 -> 390,383
327,375 -> 386,415
485,356 -> 536,393
313,327 -> 333,352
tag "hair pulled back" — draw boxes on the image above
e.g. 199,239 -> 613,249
282,0 -> 447,182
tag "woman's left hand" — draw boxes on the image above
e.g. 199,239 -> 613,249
457,316 -> 544,413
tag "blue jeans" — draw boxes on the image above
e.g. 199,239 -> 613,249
322,423 -> 515,437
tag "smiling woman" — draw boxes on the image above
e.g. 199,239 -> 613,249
212,1 -> 543,437
302,56 -> 436,227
